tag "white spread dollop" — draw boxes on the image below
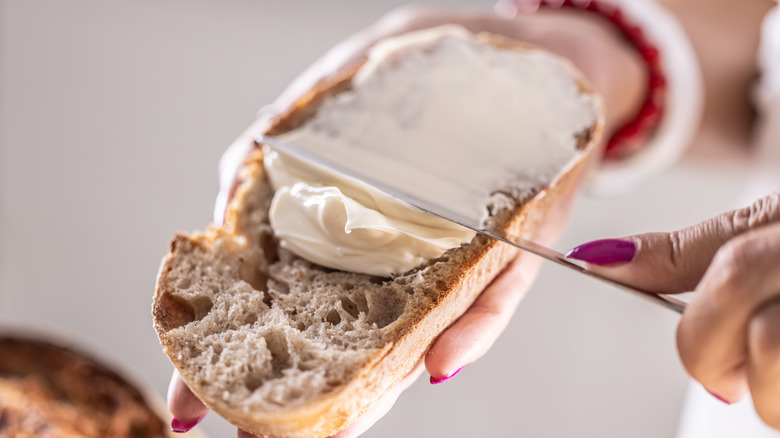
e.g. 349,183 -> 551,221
264,25 -> 599,277
265,147 -> 474,276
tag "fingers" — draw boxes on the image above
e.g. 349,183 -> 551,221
424,175 -> 572,381
329,360 -> 426,438
568,194 -> 780,429
747,299 -> 780,428
168,370 -> 209,429
568,192 -> 780,293
676,222 -> 780,403
425,252 -> 544,381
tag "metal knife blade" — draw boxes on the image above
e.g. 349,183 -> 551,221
258,134 -> 686,314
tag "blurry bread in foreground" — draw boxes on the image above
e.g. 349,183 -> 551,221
0,333 -> 185,438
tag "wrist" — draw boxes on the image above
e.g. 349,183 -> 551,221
498,0 -> 702,192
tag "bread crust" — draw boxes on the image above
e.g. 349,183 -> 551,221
153,31 -> 603,438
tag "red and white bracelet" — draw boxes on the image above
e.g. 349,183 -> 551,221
543,0 -> 667,160
501,0 -> 666,159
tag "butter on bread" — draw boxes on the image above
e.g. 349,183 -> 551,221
153,27 -> 603,438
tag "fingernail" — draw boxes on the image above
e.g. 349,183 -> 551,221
430,366 -> 464,385
565,239 -> 636,266
171,414 -> 206,433
707,390 -> 732,405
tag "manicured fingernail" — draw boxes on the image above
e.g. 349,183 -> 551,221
565,239 -> 636,266
707,390 -> 732,405
171,414 -> 206,433
430,366 -> 464,385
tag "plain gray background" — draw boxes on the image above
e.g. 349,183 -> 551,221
0,1 -> 750,437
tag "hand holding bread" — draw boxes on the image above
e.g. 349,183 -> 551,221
568,192 -> 780,429
157,6 -> 647,437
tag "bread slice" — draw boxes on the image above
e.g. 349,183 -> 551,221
153,29 -> 603,438
0,334 -> 179,438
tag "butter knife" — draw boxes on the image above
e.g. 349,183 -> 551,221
258,135 -> 686,314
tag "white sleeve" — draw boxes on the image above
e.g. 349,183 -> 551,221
588,0 -> 704,196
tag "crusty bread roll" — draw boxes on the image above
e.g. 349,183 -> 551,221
153,29 -> 603,438
0,334 -> 179,438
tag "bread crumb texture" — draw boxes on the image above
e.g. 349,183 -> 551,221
155,156 -> 493,415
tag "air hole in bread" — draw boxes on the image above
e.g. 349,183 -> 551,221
262,291 -> 273,308
364,292 -> 406,329
155,293 -> 195,331
297,353 -> 316,372
339,298 -> 360,320
264,331 -> 290,378
245,373 -> 263,392
268,279 -> 289,295
287,388 -> 303,401
243,313 -> 258,326
190,295 -> 214,321
177,277 -> 192,290
325,309 -> 341,325
210,345 -> 223,365
239,259 -> 269,293
260,232 -> 279,265
368,276 -> 385,285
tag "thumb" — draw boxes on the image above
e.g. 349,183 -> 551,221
566,192 -> 780,294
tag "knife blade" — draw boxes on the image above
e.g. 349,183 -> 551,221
258,134 -> 686,314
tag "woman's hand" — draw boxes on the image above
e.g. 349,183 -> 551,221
168,5 -> 647,436
567,192 -> 780,429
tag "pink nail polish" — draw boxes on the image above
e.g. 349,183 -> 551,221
566,239 -> 636,266
430,366 -> 464,385
171,414 -> 206,433
707,390 -> 732,405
